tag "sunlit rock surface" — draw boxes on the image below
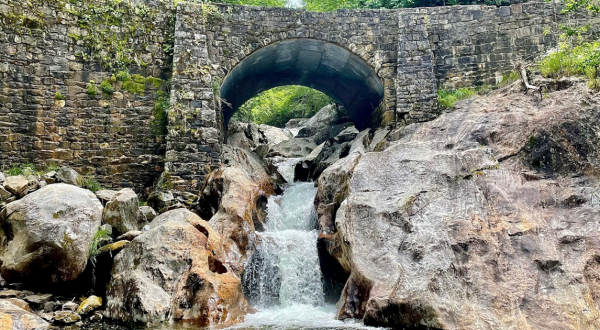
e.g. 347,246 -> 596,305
331,84 -> 600,329
0,184 -> 103,285
197,146 -> 275,274
106,210 -> 249,326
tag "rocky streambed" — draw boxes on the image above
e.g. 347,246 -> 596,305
1,82 -> 600,330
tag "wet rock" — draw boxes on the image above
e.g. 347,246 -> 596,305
3,175 -> 28,195
138,205 -> 157,221
52,311 -> 81,325
24,293 -> 52,307
102,188 -> 143,235
96,240 -> 129,256
106,218 -> 249,326
55,167 -> 82,186
95,190 -> 117,206
0,300 -> 49,330
77,295 -> 102,315
116,231 -> 142,241
0,184 -> 103,285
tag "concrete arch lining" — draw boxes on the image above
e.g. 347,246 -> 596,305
220,39 -> 385,130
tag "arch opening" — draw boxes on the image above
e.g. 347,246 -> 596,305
220,39 -> 385,130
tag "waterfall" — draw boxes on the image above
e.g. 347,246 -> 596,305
243,182 -> 324,308
231,180 -> 375,329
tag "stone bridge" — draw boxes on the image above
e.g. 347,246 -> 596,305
0,0 -> 597,191
167,1 -> 597,188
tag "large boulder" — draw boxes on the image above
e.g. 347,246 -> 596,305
267,137 -> 317,158
297,104 -> 341,137
102,188 -> 143,235
197,146 -> 274,274
0,300 -> 49,330
106,213 -> 249,326
331,84 -> 600,329
258,124 -> 292,146
0,184 -> 103,285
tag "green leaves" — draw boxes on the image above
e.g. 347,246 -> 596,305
233,86 -> 334,127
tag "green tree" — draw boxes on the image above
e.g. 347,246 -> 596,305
233,86 -> 334,127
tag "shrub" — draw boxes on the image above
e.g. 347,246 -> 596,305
84,177 -> 102,192
538,41 -> 600,89
87,80 -> 98,96
100,80 -> 115,94
6,163 -> 37,176
437,88 -> 477,110
54,91 -> 66,100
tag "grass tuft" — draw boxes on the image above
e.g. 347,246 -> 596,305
437,88 -> 477,110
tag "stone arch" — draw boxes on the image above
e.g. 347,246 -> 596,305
219,39 -> 385,130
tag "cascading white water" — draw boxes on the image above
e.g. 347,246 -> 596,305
243,182 -> 324,308
232,178 -> 377,329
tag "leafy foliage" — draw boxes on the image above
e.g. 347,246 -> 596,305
6,164 -> 37,177
303,0 -> 511,11
89,227 -> 112,261
233,86 -> 334,127
538,41 -> 600,89
437,88 -> 477,110
218,0 -> 286,6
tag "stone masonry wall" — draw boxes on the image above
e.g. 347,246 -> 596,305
2,0 -> 599,191
0,0 -> 174,192
425,2 -> 600,89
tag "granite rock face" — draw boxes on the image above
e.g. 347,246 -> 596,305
106,214 -> 248,326
0,184 -> 103,285
197,146 -> 275,275
329,84 -> 600,329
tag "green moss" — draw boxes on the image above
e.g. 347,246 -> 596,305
54,91 -> 66,100
146,77 -> 162,88
87,80 -> 98,96
53,210 -> 65,219
83,177 -> 102,192
152,96 -> 169,136
100,80 -> 115,94
529,135 -> 537,146
123,80 -> 145,95
116,70 -> 131,82
131,74 -> 146,84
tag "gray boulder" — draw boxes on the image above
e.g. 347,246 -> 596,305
55,167 -> 82,186
297,104 -> 340,137
0,172 -> 5,185
268,137 -> 317,158
139,205 -> 157,222
258,124 -> 292,146
0,184 -> 103,284
103,188 -> 143,235
147,191 -> 174,213
95,189 -> 117,206
330,86 -> 600,329
106,218 -> 249,326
